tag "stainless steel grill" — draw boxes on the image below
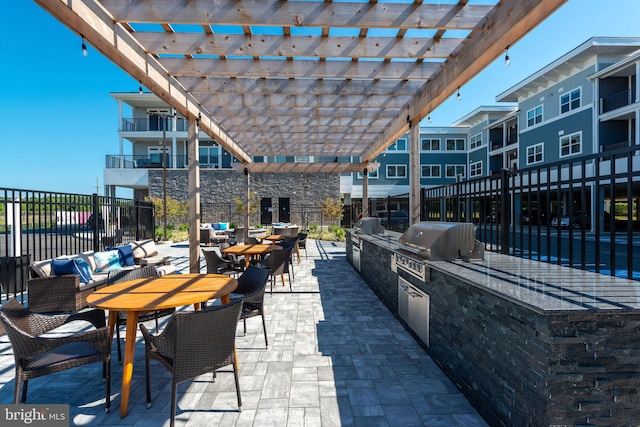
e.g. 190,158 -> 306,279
398,222 -> 484,261
353,217 -> 384,235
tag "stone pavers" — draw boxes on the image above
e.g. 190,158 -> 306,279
0,239 -> 487,426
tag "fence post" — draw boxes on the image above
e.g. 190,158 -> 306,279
92,194 -> 100,252
134,199 -> 141,241
500,169 -> 510,254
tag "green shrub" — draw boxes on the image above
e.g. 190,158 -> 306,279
309,223 -> 319,232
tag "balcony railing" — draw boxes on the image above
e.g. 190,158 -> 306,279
600,141 -> 637,159
106,155 -> 189,169
600,88 -> 637,114
121,117 -> 189,132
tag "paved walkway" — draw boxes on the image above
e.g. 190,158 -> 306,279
0,239 -> 487,426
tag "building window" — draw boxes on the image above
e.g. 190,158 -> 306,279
421,138 -> 440,151
421,164 -> 441,178
445,165 -> 465,179
386,164 -> 407,178
356,169 -> 378,179
446,138 -> 465,151
199,146 -> 219,167
387,138 -> 407,151
469,161 -> 482,177
560,88 -> 581,114
560,132 -> 581,157
526,143 -> 544,165
469,133 -> 482,149
527,105 -> 543,127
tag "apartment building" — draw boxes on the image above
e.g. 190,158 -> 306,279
344,37 -> 640,228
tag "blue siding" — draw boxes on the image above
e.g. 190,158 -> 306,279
519,108 -> 593,164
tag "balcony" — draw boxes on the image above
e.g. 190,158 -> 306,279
600,88 -> 637,114
106,154 -> 189,169
120,117 -> 189,132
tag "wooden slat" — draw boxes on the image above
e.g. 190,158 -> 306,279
102,1 -> 492,30
160,57 -> 440,80
194,93 -> 412,109
177,76 -> 427,96
207,106 -> 401,119
135,32 -> 465,59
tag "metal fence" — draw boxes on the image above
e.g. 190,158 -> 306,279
422,144 -> 640,280
0,189 -> 155,302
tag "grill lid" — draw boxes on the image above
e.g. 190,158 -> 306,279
398,222 -> 484,261
353,217 -> 384,235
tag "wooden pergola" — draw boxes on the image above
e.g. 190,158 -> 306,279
36,0 -> 567,273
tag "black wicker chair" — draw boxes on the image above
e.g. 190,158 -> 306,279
0,298 -> 111,412
107,266 -> 175,361
261,247 -> 293,293
140,298 -> 244,427
230,266 -> 270,347
297,232 -> 308,259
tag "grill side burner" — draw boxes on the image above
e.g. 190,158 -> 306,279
399,222 -> 484,261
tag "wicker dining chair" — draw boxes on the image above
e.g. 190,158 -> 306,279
230,265 -> 270,347
261,246 -> 293,293
107,266 -> 175,361
0,298 -> 112,412
202,247 -> 237,276
140,298 -> 243,427
297,232 -> 308,259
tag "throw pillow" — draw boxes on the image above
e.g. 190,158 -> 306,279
94,250 -> 123,272
212,223 -> 221,230
106,245 -> 135,266
219,223 -> 228,230
51,258 -> 93,284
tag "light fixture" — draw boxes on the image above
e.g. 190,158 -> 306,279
456,87 -> 461,101
138,81 -> 143,95
504,46 -> 511,67
427,113 -> 432,123
81,36 -> 88,57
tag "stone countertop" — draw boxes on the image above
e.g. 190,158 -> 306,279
350,230 -> 640,313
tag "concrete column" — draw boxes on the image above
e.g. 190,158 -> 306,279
409,122 -> 420,225
187,117 -> 200,273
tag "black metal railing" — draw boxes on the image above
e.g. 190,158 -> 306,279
0,189 -> 155,303
121,117 -> 189,132
422,144 -> 640,280
600,88 -> 637,114
106,155 -> 190,169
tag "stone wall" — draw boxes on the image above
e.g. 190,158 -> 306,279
147,169 -> 340,224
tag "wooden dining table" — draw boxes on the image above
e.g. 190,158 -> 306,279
261,234 -> 285,243
222,243 -> 282,266
86,273 -> 237,418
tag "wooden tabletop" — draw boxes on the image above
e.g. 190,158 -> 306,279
222,243 -> 282,257
87,273 -> 237,312
261,234 -> 285,243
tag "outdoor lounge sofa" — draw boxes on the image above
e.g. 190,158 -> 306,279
27,240 -> 174,313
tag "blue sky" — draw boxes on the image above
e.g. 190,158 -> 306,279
1,1 -> 639,195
